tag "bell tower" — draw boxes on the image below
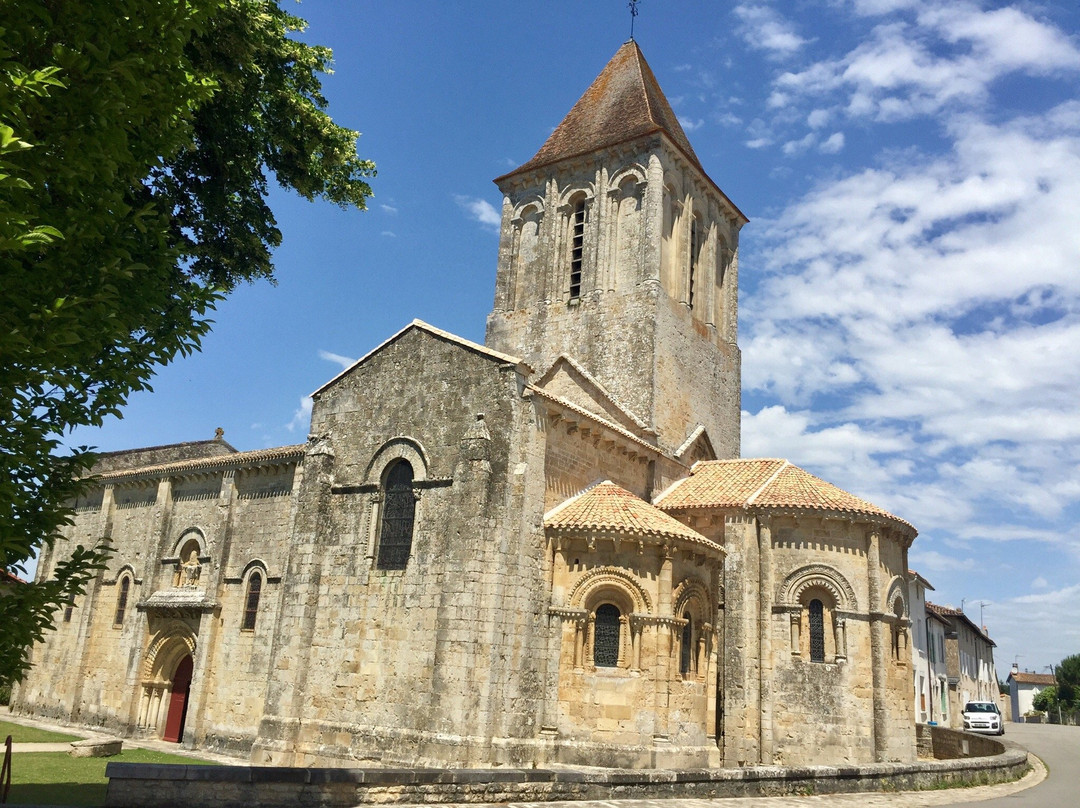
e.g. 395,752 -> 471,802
485,41 -> 747,457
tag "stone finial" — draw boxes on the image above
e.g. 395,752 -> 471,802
214,427 -> 225,441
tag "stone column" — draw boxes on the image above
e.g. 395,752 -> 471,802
757,518 -> 774,764
790,612 -> 801,656
867,528 -> 887,761
835,616 -> 848,663
654,543 -> 674,742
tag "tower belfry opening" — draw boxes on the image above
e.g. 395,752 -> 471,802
486,40 -> 747,457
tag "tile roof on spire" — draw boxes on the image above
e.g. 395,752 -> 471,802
498,40 -> 703,181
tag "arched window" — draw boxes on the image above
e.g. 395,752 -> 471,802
809,598 -> 825,663
680,612 -> 693,676
242,571 -> 262,631
114,576 -> 131,626
63,596 -> 75,623
593,603 -> 621,667
569,198 -> 586,299
377,460 -> 416,569
688,216 -> 702,310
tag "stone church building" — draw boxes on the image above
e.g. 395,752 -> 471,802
16,42 -> 919,769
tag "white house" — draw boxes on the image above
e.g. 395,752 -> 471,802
1007,669 -> 1056,721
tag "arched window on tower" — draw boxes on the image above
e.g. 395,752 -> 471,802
808,598 -> 825,663
688,216 -> 702,311
242,571 -> 262,631
377,460 -> 416,570
593,603 -> 621,667
114,575 -> 131,626
569,198 -> 586,299
680,612 -> 693,676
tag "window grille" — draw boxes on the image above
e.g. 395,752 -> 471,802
809,599 -> 825,662
680,612 -> 693,675
594,604 -> 621,667
242,571 -> 262,631
377,461 -> 416,569
569,200 -> 585,299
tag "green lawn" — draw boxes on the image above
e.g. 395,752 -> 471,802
6,748 -> 215,807
0,719 -> 82,744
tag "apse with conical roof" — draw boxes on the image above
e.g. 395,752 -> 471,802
485,41 -> 747,459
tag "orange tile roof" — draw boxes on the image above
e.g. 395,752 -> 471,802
655,458 -> 915,534
545,481 -> 719,549
1009,672 -> 1056,686
95,444 -> 306,482
499,41 -> 702,179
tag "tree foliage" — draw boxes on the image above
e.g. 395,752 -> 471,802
0,0 -> 374,690
1056,653 -> 1080,706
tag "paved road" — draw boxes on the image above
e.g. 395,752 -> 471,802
948,722 -> 1078,808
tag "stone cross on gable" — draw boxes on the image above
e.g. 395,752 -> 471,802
629,0 -> 641,40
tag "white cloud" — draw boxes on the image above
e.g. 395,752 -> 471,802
733,3 -> 810,59
317,350 -> 356,370
380,204 -> 398,215
380,230 -> 397,238
678,116 -> 705,132
819,132 -> 845,153
286,397 -> 313,433
454,195 -> 501,229
908,548 -> 976,573
1031,576 -> 1049,589
769,2 -> 1080,126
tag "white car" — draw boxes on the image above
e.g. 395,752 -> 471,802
962,701 -> 1004,735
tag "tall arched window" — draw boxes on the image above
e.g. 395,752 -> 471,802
242,571 -> 262,631
593,603 -> 621,667
809,598 -> 825,663
688,216 -> 702,310
568,198 -> 586,299
377,460 -> 416,569
680,612 -> 693,676
114,576 -> 131,626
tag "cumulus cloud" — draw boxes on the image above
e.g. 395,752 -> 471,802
769,1 -> 1080,126
733,3 -> 810,59
454,195 -> 501,229
678,116 -> 705,132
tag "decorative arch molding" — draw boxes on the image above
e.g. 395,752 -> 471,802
142,621 -> 197,683
363,437 -> 430,485
567,566 -> 652,615
105,563 -> 139,586
239,558 -> 270,582
608,165 -> 647,194
779,563 -> 858,612
171,527 -> 206,558
885,576 -> 908,618
512,196 -> 546,221
673,577 -> 712,622
557,183 -> 597,209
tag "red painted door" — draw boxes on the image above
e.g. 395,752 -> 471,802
162,655 -> 193,743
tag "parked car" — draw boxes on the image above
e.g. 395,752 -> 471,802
962,701 -> 1004,735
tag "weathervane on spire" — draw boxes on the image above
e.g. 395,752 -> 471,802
629,0 -> 641,40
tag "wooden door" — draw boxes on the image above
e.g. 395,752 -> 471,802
162,655 -> 193,743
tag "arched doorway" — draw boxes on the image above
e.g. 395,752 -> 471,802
162,655 -> 193,743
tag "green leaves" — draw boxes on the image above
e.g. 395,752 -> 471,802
0,0 -> 373,691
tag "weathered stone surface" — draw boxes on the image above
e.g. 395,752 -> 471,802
69,738 -> 123,758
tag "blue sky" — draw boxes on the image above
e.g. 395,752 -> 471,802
66,1 -> 1080,677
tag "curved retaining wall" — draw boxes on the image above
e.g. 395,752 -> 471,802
105,746 -> 1029,808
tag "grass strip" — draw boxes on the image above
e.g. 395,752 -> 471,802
0,720 -> 83,744
7,748 -> 214,806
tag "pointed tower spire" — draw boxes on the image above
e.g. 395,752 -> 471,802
498,41 -> 704,183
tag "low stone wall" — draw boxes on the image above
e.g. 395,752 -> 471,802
928,725 -> 1005,759
106,748 -> 1029,808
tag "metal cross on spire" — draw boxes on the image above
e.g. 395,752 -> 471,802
629,0 -> 641,40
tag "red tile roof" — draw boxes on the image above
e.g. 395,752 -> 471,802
499,41 -> 702,179
545,481 -> 719,549
1009,672 -> 1056,686
655,459 -> 915,534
